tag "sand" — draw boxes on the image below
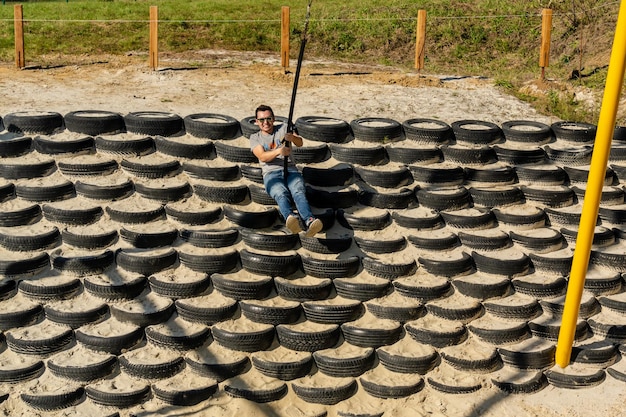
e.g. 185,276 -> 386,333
0,50 -> 624,417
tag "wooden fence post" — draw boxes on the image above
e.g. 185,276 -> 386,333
281,6 -> 290,70
149,6 -> 158,70
415,9 -> 426,72
14,4 -> 25,69
540,8 -> 552,80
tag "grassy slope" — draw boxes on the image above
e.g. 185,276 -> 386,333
0,0 -> 620,123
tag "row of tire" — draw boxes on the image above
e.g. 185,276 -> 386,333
0,110 -> 609,146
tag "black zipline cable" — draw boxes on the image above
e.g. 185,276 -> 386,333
284,0 -> 313,183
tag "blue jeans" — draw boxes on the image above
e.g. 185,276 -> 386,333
264,167 -> 314,224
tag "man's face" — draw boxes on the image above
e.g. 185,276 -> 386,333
255,110 -> 274,134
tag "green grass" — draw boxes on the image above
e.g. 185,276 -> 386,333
0,0 -> 621,123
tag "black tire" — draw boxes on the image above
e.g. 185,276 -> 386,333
313,345 -> 375,378
175,293 -> 238,324
5,323 -> 74,356
18,275 -> 81,301
354,234 -> 405,254
145,319 -> 210,350
239,164 -> 264,183
0,300 -> 43,331
300,234 -> 353,254
501,120 -> 552,144
182,160 -> 239,181
211,271 -> 274,300
20,387 -> 84,411
291,142 -> 330,164
405,317 -> 467,348
276,322 -> 340,352
350,117 -> 403,143
251,350 -> 313,381
300,254 -> 360,279
15,179 -> 75,202
402,118 -> 452,144
178,247 -> 240,275
0,134 -> 32,157
336,208 -> 390,231
106,202 -> 166,224
51,249 -> 114,276
295,116 -> 352,143
76,321 -> 143,354
468,186 -> 524,208
440,207 -> 496,229
94,135 -> 155,156
354,165 -> 411,188
180,227 -> 238,248
214,140 -> 256,163
361,256 -> 417,279
33,135 -> 94,155
164,201 -> 222,226
328,143 -> 386,165
120,224 -> 178,248
64,110 -> 125,135
551,121 -> 597,142
155,135 -> 214,159
83,272 -> 147,301
415,186 -> 471,211
291,377 -> 357,405
116,247 -> 177,275
61,225 -> 118,249
120,158 -> 181,179
274,276 -> 333,301
386,145 -> 443,165
306,185 -> 359,209
241,299 -> 302,325
239,248 -> 301,277
0,359 -> 44,383
57,156 -> 117,177
85,381 -> 151,408
341,321 -> 402,348
472,250 -> 530,277
407,230 -> 460,251
211,321 -> 275,352
0,225 -> 60,251
492,369 -> 548,394
119,353 -> 184,379
408,164 -> 464,186
45,301 -> 108,329
224,378 -> 288,403
464,165 -> 516,185
358,187 -> 415,209
451,119 -> 503,145
377,341 -> 439,374
124,111 -> 183,136
393,274 -> 452,301
240,228 -> 299,251
0,158 -> 56,180
544,144 -> 593,165
457,229 -> 511,250
441,145 -> 496,164
0,251 -> 50,277
4,111 -> 63,134
492,145 -> 546,165
48,349 -> 116,382
360,373 -> 424,399
497,339 -> 556,370
183,113 -> 240,139
302,165 -> 354,187
302,298 -> 362,324
75,179 -> 134,201
544,367 -> 605,389
222,205 -> 278,229
42,203 -> 103,225
483,294 -> 540,321
153,377 -> 218,406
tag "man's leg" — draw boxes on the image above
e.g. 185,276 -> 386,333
264,170 -> 302,233
286,169 -> 322,236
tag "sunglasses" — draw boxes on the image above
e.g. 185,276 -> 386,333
257,117 -> 274,123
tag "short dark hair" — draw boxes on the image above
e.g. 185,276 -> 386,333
255,104 -> 274,118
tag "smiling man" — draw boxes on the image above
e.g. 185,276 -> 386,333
249,104 -> 323,236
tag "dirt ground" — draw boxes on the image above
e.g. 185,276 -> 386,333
1,50 -> 626,417
0,50 -> 558,126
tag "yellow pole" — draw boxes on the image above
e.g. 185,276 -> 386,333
556,0 -> 626,368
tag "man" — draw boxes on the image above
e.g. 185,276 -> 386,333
250,104 -> 323,236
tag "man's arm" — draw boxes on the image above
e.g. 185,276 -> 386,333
252,143 -> 290,163
284,132 -> 303,147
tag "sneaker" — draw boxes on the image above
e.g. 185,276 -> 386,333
305,218 -> 323,237
286,215 -> 303,234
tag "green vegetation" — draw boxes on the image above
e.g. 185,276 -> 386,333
0,0 -> 620,123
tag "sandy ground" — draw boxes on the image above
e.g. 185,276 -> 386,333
0,50 -> 625,417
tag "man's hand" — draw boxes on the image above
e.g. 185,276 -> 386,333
283,132 -> 303,147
